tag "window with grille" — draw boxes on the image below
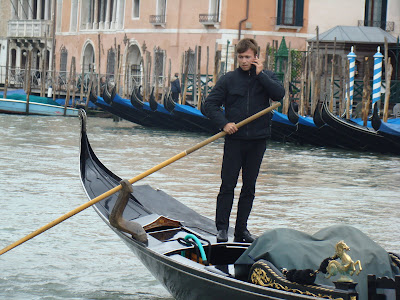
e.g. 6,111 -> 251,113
154,48 -> 165,84
60,46 -> 68,81
276,0 -> 304,27
106,48 -> 115,79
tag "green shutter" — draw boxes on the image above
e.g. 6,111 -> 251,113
364,0 -> 370,25
277,0 -> 282,25
295,0 -> 304,26
381,0 -> 387,29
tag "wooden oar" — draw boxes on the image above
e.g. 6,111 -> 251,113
0,102 -> 280,256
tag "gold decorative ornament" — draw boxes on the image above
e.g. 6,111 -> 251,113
250,260 -> 342,300
326,241 -> 362,282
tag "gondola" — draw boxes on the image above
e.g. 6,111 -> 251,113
0,91 -> 79,116
320,100 -> 400,154
130,85 -> 205,132
271,109 -> 299,143
89,87 -> 134,122
79,110 -> 400,300
371,104 -> 400,151
162,89 -> 176,113
312,101 -> 367,150
162,90 -> 218,133
89,84 -> 155,127
287,102 -> 338,148
288,102 -> 367,150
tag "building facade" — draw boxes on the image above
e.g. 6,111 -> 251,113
1,0 -> 399,95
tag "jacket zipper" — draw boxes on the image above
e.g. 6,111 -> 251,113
246,71 -> 251,137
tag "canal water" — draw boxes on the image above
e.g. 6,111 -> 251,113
0,114 -> 399,299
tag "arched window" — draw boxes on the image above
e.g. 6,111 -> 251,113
60,46 -> 68,81
106,47 -> 116,80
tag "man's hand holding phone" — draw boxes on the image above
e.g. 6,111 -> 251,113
252,55 -> 263,75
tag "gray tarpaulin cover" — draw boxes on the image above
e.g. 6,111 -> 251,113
235,225 -> 400,300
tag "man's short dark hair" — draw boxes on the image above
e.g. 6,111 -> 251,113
236,38 -> 258,55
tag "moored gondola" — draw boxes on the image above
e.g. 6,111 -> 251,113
79,110 -> 400,300
162,90 -> 176,113
94,84 -> 156,127
312,101 -> 364,150
271,109 -> 299,143
371,104 -> 400,151
130,86 -> 205,131
320,100 -> 400,154
287,102 -> 338,148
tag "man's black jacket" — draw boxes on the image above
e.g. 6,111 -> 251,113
204,66 -> 285,139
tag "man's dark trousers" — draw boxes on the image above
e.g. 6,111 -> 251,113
216,138 -> 267,234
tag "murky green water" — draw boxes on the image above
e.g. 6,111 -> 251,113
0,114 -> 399,299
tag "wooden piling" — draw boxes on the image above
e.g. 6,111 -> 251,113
116,45 -> 121,95
305,45 -> 311,115
263,43 -> 270,70
299,54 -> 306,116
44,33 -> 49,97
167,58 -> 171,99
52,39 -> 57,102
193,46 -> 198,104
323,45 -> 328,99
4,38 -> 10,99
213,50 -> 221,86
25,51 -> 32,115
160,51 -> 167,103
146,51 -> 152,100
329,38 -> 336,112
197,46 -> 202,109
205,46 -> 210,99
337,57 -> 343,115
383,57 -> 392,122
85,68 -> 94,110
182,49 -> 189,105
71,57 -> 76,107
80,56 -> 85,103
97,34 -> 101,96
383,37 -> 392,122
64,57 -> 73,116
361,57 -> 371,126
282,43 -> 291,115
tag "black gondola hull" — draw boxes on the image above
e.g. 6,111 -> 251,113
79,111 -> 399,299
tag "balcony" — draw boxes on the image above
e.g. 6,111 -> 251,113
149,15 -> 166,27
8,19 -> 52,38
358,20 -> 395,31
199,14 -> 219,28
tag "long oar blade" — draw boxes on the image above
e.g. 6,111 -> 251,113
0,102 -> 281,256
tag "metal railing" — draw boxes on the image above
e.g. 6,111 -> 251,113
149,15 -> 166,25
358,20 -> 395,31
199,14 -> 219,24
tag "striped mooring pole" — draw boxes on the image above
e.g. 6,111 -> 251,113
347,47 -> 357,115
372,47 -> 384,107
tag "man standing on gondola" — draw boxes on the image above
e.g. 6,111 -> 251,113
204,38 -> 285,243
171,73 -> 181,102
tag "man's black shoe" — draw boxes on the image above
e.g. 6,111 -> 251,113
234,230 -> 254,243
216,230 -> 228,243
